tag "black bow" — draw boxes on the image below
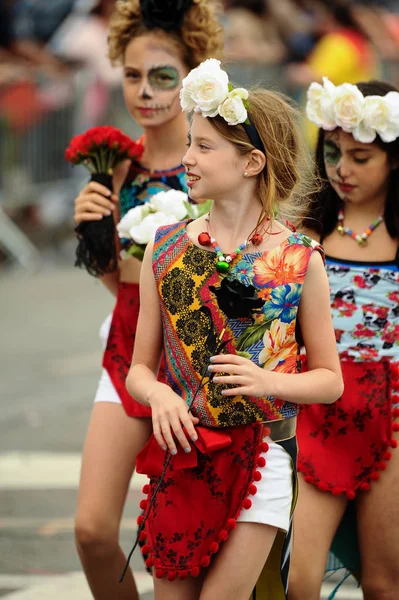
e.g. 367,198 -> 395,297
140,0 -> 194,32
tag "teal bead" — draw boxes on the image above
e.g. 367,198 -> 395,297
216,260 -> 230,273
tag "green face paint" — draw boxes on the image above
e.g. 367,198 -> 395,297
323,140 -> 341,166
148,66 -> 179,90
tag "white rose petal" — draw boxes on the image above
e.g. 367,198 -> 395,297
352,121 -> 377,144
333,83 -> 364,132
129,212 -> 176,245
218,94 -> 247,126
228,88 -> 249,101
117,205 -> 150,239
306,81 -> 336,130
149,189 -> 188,220
180,81 -> 196,112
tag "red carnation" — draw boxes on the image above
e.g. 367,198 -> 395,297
65,125 -> 144,173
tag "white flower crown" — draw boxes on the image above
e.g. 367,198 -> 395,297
306,77 -> 399,144
180,58 -> 249,126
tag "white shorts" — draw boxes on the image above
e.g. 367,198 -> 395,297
94,368 -> 122,404
93,313 -> 122,405
237,437 -> 294,532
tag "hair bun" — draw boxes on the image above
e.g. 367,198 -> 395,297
140,0 -> 194,32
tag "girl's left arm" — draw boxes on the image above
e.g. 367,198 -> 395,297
209,251 -> 344,405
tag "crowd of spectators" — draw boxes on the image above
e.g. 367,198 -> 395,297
0,0 -> 398,261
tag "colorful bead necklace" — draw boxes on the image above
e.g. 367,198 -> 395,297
198,214 -> 264,273
337,209 -> 383,247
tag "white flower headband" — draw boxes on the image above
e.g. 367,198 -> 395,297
180,58 -> 266,153
306,77 -> 399,144
180,58 -> 249,127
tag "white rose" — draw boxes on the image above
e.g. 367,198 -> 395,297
367,92 -> 399,143
333,83 -> 364,132
117,204 -> 150,239
181,59 -> 228,115
149,189 -> 188,220
218,89 -> 248,125
129,212 -> 176,245
306,79 -> 336,130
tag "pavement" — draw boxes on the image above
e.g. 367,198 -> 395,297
0,266 -> 363,599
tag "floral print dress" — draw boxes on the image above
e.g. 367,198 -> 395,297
297,255 -> 399,586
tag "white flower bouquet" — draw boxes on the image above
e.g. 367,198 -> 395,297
117,189 -> 212,260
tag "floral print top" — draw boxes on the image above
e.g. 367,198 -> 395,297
327,256 -> 399,362
118,161 -> 187,253
153,221 -> 323,428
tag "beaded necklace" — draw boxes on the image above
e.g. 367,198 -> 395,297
337,209 -> 384,247
198,214 -> 264,273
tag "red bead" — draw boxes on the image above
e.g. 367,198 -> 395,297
370,472 -> 380,481
141,544 -> 150,555
259,442 -> 269,453
155,569 -> 165,578
137,515 -> 144,525
317,482 -> 328,492
332,487 -> 343,496
253,470 -> 262,481
304,476 -> 315,484
360,482 -> 371,492
390,439 -> 398,448
167,571 -> 177,582
142,484 -> 150,494
263,426 -> 271,437
139,499 -> 147,510
198,232 -> 211,246
226,518 -> 237,530
139,531 -> 147,541
249,484 -> 257,495
178,570 -> 188,579
209,542 -> 219,554
346,490 -> 356,500
257,456 -> 266,468
251,233 -> 263,246
190,567 -> 200,577
393,423 -> 399,432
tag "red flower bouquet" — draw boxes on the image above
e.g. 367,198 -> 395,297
65,126 -> 144,277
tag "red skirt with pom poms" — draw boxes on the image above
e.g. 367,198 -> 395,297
135,421 -> 297,598
298,359 -> 399,498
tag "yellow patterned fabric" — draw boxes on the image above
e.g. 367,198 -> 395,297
152,221 -> 323,428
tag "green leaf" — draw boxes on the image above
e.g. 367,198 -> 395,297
125,243 -> 145,261
236,320 -> 273,352
228,83 -> 234,92
237,351 -> 252,360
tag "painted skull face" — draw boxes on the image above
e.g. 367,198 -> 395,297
123,34 -> 189,128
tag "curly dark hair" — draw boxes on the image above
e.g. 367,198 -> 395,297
108,0 -> 223,69
303,80 -> 399,243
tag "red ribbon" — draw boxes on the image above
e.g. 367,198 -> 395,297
136,427 -> 232,477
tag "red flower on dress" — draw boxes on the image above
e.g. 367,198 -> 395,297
65,125 -> 144,173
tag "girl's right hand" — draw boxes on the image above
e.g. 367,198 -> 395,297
148,383 -> 199,455
74,181 -> 118,225
74,159 -> 131,225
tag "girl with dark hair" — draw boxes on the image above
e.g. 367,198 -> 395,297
72,2 -> 223,598
126,59 -> 343,599
289,78 -> 399,600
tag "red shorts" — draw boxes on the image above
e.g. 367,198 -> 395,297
102,282 -> 166,418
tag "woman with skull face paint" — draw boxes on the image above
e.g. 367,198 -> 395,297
288,80 -> 399,600
73,2 -> 223,598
